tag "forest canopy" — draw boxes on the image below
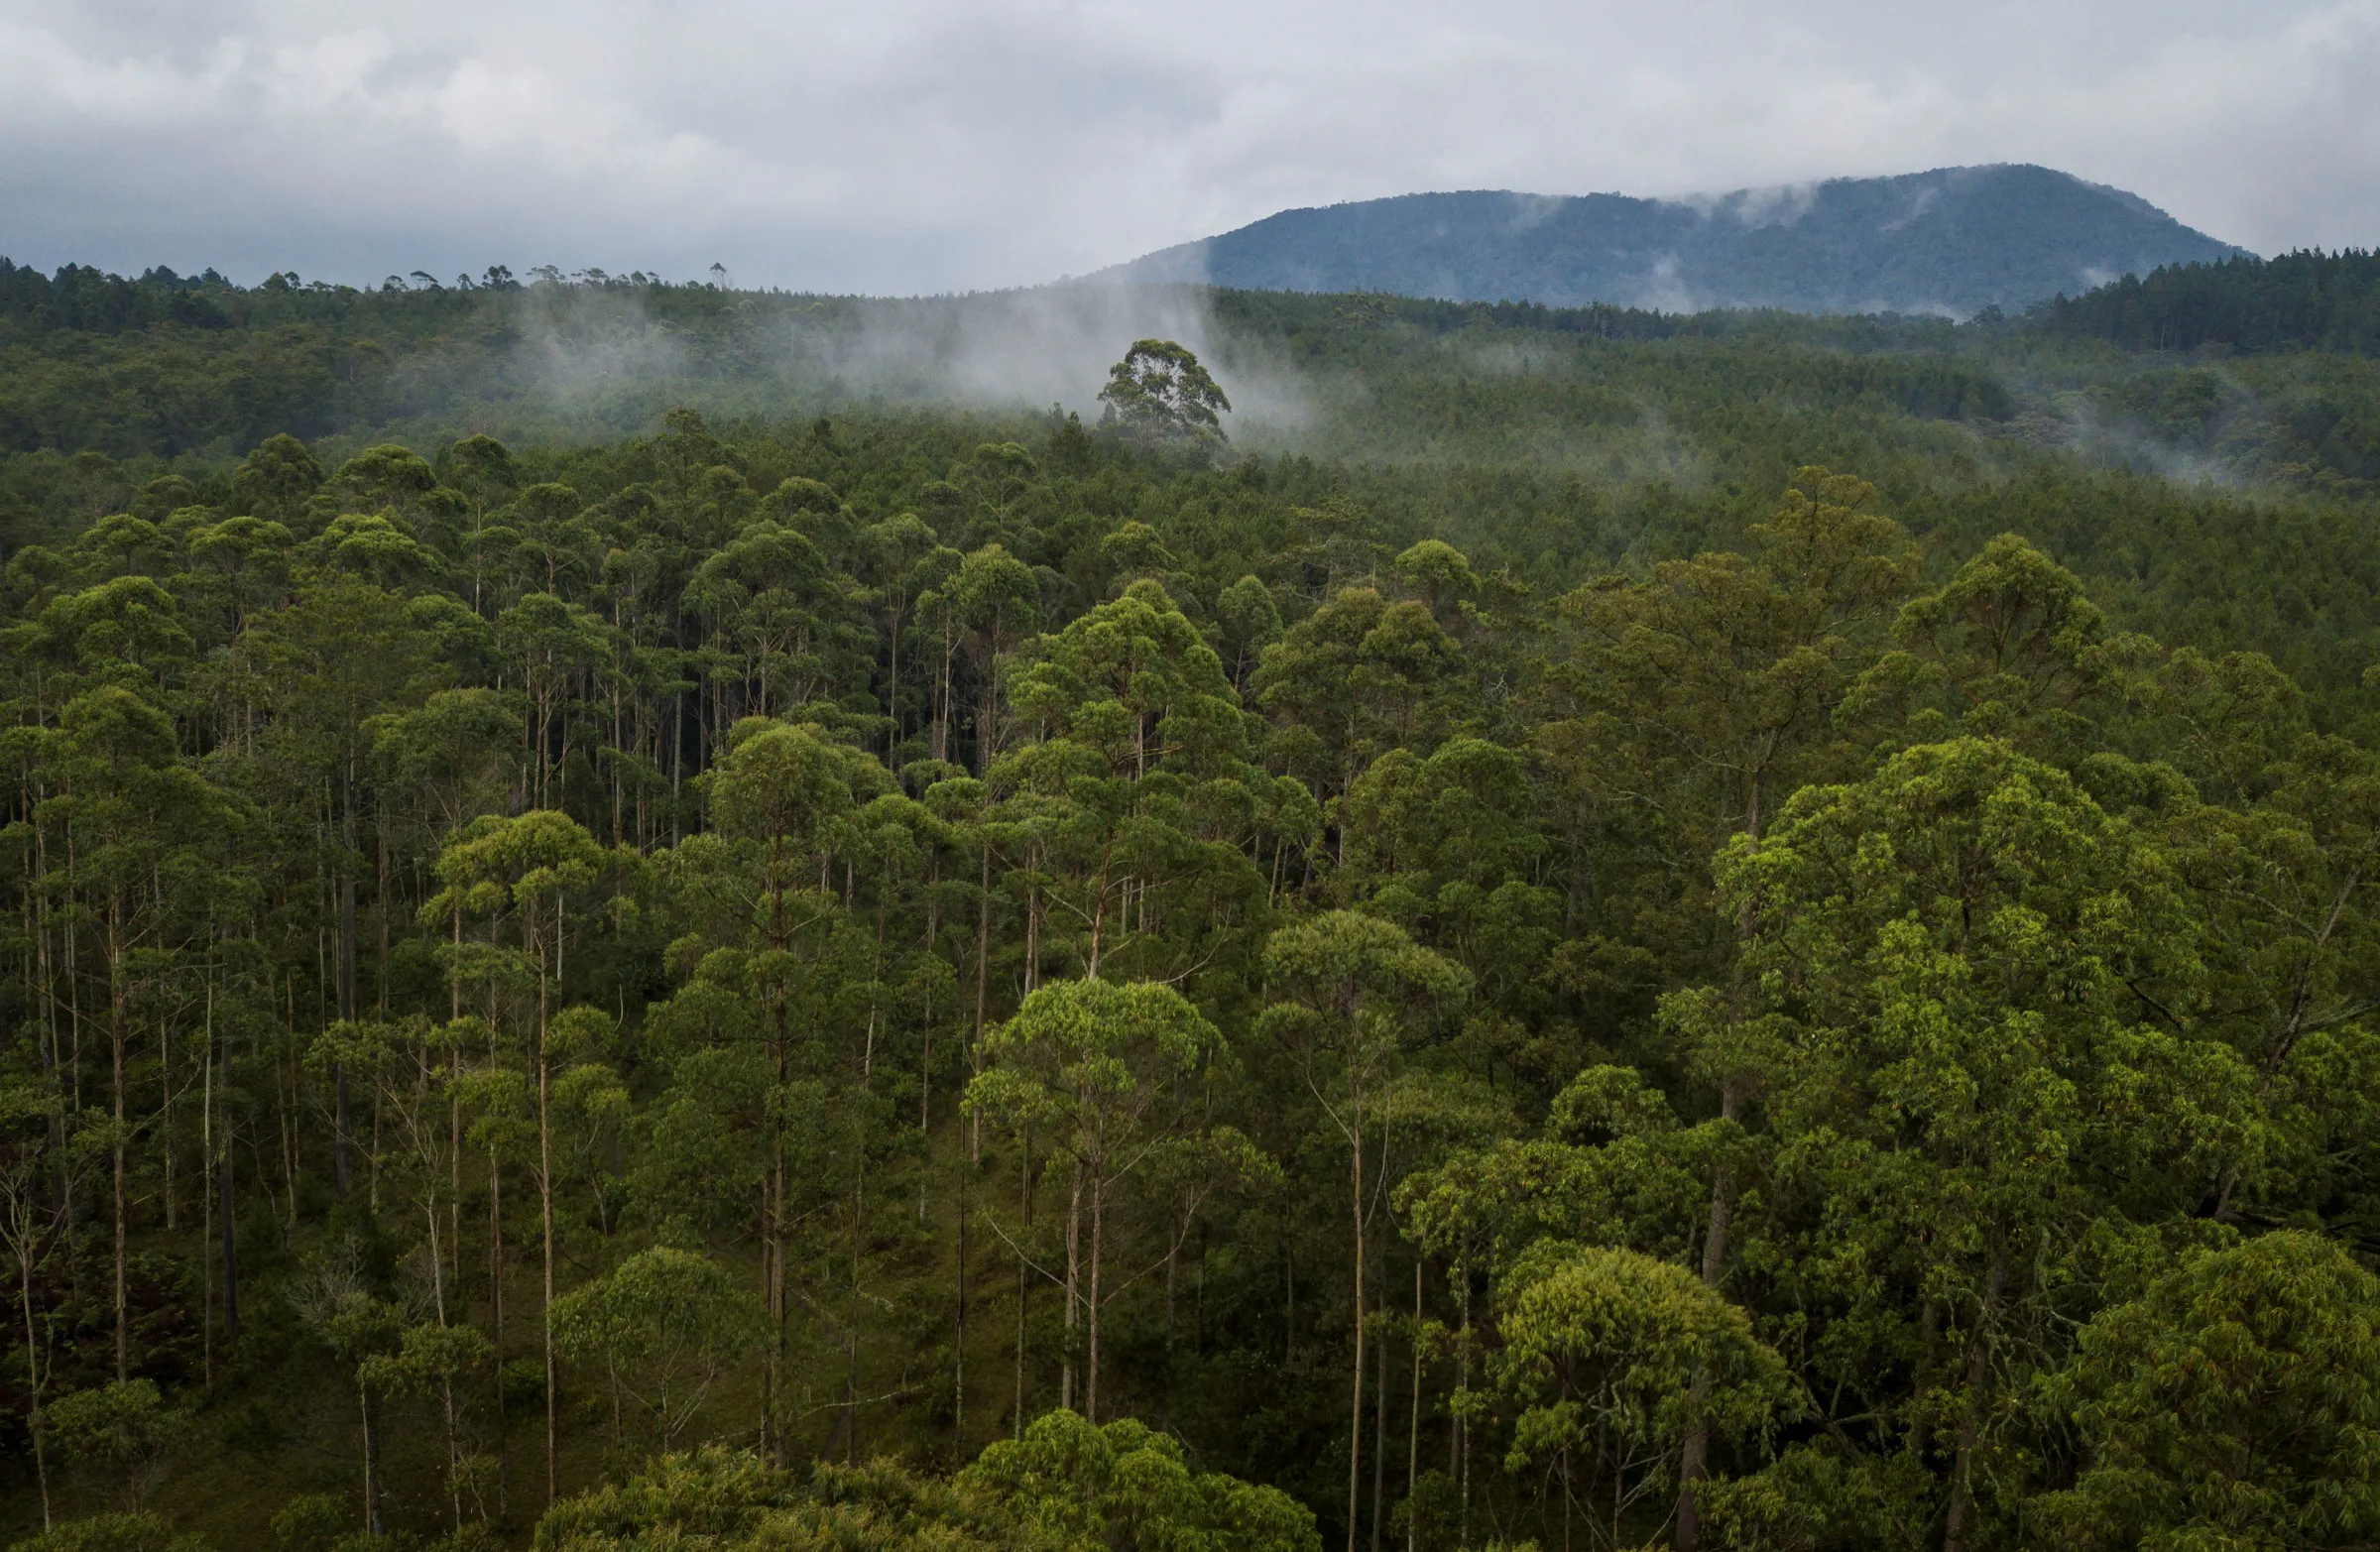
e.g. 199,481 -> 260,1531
0,259 -> 2378,1552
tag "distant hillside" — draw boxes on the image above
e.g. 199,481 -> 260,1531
1102,165 -> 2248,317
2035,249 -> 2380,352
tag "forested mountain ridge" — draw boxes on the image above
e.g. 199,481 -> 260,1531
0,250 -> 2378,1552
1097,165 -> 2247,315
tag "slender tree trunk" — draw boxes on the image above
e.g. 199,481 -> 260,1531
972,846 -> 990,1161
161,1017 -> 175,1232
764,857 -> 789,1464
202,1023 -> 214,1393
19,1227 -> 51,1530
489,1129 -> 506,1514
1675,1077 -> 1742,1552
361,1383 -> 384,1536
1942,1252 -> 2008,1552
954,1145 -> 968,1466
220,1131 -> 239,1333
1347,1108 -> 1366,1552
1014,1137 -> 1030,1439
110,912 -> 127,1383
1407,1258 -> 1423,1552
1062,1159 -> 1082,1412
846,1153 -> 866,1463
1371,1293 -> 1388,1552
538,960 -> 557,1506
1458,1240 -> 1472,1548
1085,1173 -> 1105,1423
337,767 -> 359,1198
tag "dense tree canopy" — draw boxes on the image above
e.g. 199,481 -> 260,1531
0,277 -> 2377,1552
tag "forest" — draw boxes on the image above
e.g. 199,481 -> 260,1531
0,251 -> 2377,1552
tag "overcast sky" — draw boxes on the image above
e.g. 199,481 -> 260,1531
4,0 -> 2377,294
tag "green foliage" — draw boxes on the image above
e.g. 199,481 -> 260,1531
550,1249 -> 763,1452
960,1409 -> 1319,1552
2043,1231 -> 2380,1549
45,1382 -> 191,1511
529,1426 -> 1315,1552
1098,341 -> 1232,448
8,1512 -> 208,1552
1492,1248 -> 1793,1521
7,251 -> 2380,1552
2038,249 -> 2380,354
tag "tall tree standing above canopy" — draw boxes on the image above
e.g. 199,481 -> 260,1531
1097,340 -> 1231,447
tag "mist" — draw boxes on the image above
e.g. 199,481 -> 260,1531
353,278 -> 1310,451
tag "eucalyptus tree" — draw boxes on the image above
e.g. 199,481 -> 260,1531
966,976 -> 1226,1422
1098,340 -> 1232,447
1260,911 -> 1470,1552
424,808 -> 610,1504
1004,579 -> 1268,983
44,686 -> 237,1380
692,718 -> 872,1458
949,545 -> 1040,776
1714,738 -> 2240,1549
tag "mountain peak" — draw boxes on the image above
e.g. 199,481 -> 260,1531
1098,165 -> 2248,316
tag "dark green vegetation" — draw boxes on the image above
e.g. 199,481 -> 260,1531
2,248 -> 2380,1552
2038,247 -> 2380,353
1099,166 -> 2244,316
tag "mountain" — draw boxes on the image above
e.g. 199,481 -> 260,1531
1100,165 -> 2249,316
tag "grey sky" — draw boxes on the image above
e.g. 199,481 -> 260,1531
3,0 -> 2375,293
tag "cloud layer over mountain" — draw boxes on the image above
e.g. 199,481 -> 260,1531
3,0 -> 2376,293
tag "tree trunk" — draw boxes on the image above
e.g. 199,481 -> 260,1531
1371,1295 -> 1387,1552
220,1139 -> 239,1332
337,766 -> 358,1198
111,915 -> 127,1383
954,1149 -> 968,1466
1675,1076 -> 1742,1552
1014,1138 -> 1030,1439
1085,1172 -> 1106,1423
972,847 -> 991,1161
1407,1258 -> 1423,1552
19,1228 -> 51,1530
538,974 -> 557,1506
1347,1112 -> 1366,1552
1062,1160 -> 1082,1412
1942,1252 -> 2009,1552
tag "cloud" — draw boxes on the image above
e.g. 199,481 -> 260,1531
1,0 -> 2375,292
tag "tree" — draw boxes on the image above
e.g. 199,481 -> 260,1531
44,686 -> 234,1380
1718,737 -> 2242,1550
1097,340 -> 1231,446
288,1246 -> 406,1537
1848,533 -> 2122,763
966,976 -> 1228,1428
0,1076 -> 64,1530
962,1408 -> 1319,1552
2043,1230 -> 2380,1550
425,808 -> 609,1504
1004,579 -> 1265,981
551,1247 -> 764,1455
1261,911 -> 1470,1552
46,1380 -> 188,1503
948,545 -> 1040,776
966,976 -> 1226,1421
1492,1247 -> 1793,1549
701,717 -> 862,1455
358,1319 -> 494,1531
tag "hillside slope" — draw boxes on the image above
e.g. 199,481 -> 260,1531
1104,164 -> 2246,316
